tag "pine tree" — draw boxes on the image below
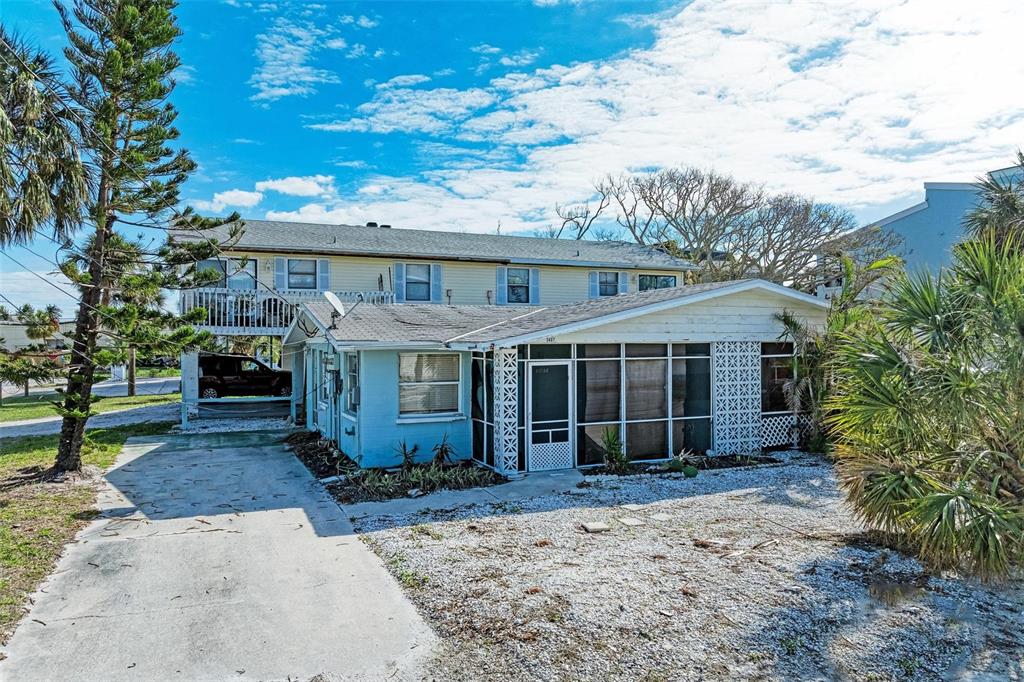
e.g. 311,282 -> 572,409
1,0 -> 239,471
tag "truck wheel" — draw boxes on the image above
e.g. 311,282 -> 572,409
201,387 -> 219,399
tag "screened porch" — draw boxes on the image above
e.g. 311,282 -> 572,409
470,341 -> 798,474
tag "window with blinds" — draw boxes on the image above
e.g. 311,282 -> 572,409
398,353 -> 461,415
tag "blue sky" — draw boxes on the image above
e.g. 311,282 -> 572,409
2,0 -> 1023,311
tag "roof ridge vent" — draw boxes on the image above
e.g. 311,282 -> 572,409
380,224 -> 391,228
366,221 -> 378,227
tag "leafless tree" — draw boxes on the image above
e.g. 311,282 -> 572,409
555,166 -> 903,291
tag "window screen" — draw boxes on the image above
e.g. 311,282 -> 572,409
399,353 -> 460,414
287,259 -> 316,289
405,264 -> 431,301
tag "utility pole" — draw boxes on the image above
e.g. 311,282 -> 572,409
127,347 -> 136,397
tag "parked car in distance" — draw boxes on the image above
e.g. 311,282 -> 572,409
198,352 -> 291,399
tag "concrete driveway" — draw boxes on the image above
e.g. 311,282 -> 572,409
1,431 -> 435,681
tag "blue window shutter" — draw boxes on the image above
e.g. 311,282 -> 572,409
317,259 -> 331,291
394,263 -> 405,303
430,264 -> 443,303
618,271 -> 628,294
588,271 -> 599,299
528,268 -> 540,305
495,267 -> 507,305
275,257 -> 286,290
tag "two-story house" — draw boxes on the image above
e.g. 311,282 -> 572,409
173,219 -> 693,336
172,219 -> 827,475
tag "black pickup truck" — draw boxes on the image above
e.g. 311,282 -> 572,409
198,352 -> 291,399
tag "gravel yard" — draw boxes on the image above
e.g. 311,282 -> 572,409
355,455 -> 1024,681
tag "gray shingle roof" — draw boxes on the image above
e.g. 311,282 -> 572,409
297,279 -> 812,347
171,219 -> 695,270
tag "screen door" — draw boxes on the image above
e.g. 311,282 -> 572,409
528,362 -> 574,470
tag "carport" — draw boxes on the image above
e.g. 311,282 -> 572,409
179,350 -> 293,426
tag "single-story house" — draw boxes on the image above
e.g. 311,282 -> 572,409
282,278 -> 828,474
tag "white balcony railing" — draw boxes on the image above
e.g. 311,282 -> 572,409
180,288 -> 396,335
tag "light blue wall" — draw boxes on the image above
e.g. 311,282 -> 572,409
881,167 -> 1021,273
336,352 -> 359,458
353,349 -> 473,468
885,186 -> 979,272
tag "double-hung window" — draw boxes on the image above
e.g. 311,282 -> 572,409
405,264 -> 431,301
287,259 -> 317,290
345,353 -> 359,414
598,271 -> 620,296
638,274 -> 677,291
399,353 -> 460,415
507,268 -> 530,303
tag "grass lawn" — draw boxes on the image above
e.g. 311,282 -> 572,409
0,421 -> 174,644
0,392 -> 181,423
136,367 -> 180,378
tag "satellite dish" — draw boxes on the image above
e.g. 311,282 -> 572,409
323,291 -> 346,317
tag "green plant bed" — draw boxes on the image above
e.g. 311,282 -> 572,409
285,431 -> 506,503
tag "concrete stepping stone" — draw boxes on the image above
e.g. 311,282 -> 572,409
617,517 -> 645,527
621,503 -> 644,511
582,521 -> 611,533
649,513 -> 672,522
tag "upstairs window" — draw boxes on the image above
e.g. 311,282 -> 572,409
639,274 -> 677,291
399,353 -> 461,415
287,259 -> 317,290
198,258 -> 256,290
598,271 -> 621,296
405,264 -> 431,301
507,268 -> 531,303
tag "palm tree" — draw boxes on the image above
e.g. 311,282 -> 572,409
776,253 -> 902,451
828,237 -> 1024,580
963,151 -> 1024,245
0,28 -> 87,246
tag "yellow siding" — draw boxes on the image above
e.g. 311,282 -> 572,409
221,250 -> 686,306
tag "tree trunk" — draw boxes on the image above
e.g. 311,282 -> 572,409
55,277 -> 104,472
55,185 -> 110,472
24,381 -> 29,397
127,347 -> 136,397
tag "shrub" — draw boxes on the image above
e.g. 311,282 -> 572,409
602,427 -> 629,474
828,237 -> 1024,580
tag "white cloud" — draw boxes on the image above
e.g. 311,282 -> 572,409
254,175 -> 335,197
499,50 -> 539,67
192,189 -> 264,212
249,17 -> 339,103
324,37 -> 348,50
470,43 -> 502,55
377,74 -> 432,89
290,0 -> 1024,234
173,65 -> 197,85
308,88 -> 495,134
356,15 -> 378,29
232,138 -> 262,145
347,43 -> 367,59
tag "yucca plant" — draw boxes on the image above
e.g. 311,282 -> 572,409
828,236 -> 1024,580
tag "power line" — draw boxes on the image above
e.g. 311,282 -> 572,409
0,38 -> 301,314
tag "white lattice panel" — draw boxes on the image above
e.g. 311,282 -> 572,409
529,440 -> 573,471
492,347 -> 520,473
761,414 -> 796,448
712,341 -> 762,455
